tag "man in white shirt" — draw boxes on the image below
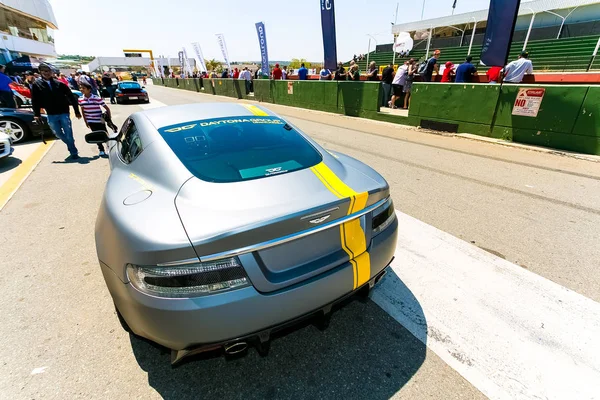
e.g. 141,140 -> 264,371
503,51 -> 533,83
239,67 -> 252,94
389,62 -> 408,109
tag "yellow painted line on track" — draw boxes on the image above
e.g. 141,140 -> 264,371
0,139 -> 55,211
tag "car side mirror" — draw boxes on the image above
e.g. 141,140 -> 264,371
85,130 -> 113,144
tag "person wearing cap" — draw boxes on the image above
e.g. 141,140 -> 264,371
503,51 -> 533,83
423,49 -> 441,82
78,81 -> 113,157
272,63 -> 283,80
441,61 -> 455,83
455,56 -> 478,83
24,71 -> 36,91
31,63 -> 82,160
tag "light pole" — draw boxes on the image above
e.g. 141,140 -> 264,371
468,17 -> 477,56
523,8 -> 536,51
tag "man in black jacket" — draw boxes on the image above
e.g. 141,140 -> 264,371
32,63 -> 82,159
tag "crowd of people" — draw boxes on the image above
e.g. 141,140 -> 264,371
0,62 -> 129,160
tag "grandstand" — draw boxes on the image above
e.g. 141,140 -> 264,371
348,0 -> 600,72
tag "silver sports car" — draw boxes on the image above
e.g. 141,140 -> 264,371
86,102 -> 398,364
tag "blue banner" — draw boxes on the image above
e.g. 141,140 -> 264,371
480,0 -> 521,67
320,0 -> 337,70
255,22 -> 270,78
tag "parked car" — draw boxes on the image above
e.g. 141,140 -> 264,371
115,81 -> 149,104
12,90 -> 32,108
0,108 -> 51,144
85,103 -> 398,365
10,82 -> 32,108
0,130 -> 13,159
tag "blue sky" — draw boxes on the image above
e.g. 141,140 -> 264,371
49,0 -> 491,62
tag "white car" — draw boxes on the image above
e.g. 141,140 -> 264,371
0,131 -> 14,159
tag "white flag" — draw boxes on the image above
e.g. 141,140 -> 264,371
191,42 -> 207,72
182,47 -> 194,76
216,33 -> 232,71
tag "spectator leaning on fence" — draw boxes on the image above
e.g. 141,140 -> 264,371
455,56 -> 478,83
298,63 -> 309,80
367,61 -> 378,81
441,61 -> 455,83
319,66 -> 332,80
334,62 -> 347,81
422,49 -> 441,82
503,51 -> 533,83
272,64 -> 283,80
486,66 -> 503,84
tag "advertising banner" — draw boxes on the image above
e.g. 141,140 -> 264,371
480,0 -> 522,66
255,22 -> 270,78
178,51 -> 184,73
191,42 -> 207,72
216,33 -> 232,71
320,0 -> 337,70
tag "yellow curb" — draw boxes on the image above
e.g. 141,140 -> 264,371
0,139 -> 56,211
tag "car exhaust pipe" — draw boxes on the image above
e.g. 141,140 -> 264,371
224,341 -> 248,355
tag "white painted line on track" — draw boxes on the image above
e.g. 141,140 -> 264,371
372,211 -> 600,400
138,98 -> 168,110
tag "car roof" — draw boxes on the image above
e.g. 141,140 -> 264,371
138,102 -> 276,129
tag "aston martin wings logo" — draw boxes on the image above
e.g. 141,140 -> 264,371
309,215 -> 331,224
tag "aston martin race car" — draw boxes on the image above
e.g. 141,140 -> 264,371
86,102 -> 398,364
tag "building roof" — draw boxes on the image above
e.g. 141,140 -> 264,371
392,0 -> 599,34
0,0 -> 58,29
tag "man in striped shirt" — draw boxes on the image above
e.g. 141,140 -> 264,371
78,81 -> 113,157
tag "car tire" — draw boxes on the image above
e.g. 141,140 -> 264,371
0,118 -> 30,144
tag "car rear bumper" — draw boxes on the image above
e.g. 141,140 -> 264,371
0,140 -> 12,158
117,94 -> 148,102
102,216 -> 398,353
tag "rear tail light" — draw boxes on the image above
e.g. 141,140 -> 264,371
126,257 -> 250,298
372,198 -> 395,236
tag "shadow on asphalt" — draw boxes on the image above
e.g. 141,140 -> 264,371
0,156 -> 22,173
51,155 -> 100,165
129,270 -> 426,400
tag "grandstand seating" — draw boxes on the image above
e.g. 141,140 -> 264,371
346,35 -> 600,72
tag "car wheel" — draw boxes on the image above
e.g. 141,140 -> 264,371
0,118 -> 30,144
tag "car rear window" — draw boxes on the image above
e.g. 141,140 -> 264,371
120,82 -> 141,89
158,116 -> 322,183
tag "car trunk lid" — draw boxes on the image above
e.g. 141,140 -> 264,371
175,164 -> 384,292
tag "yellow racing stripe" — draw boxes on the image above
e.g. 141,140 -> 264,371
242,104 -> 269,116
310,161 -> 371,289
